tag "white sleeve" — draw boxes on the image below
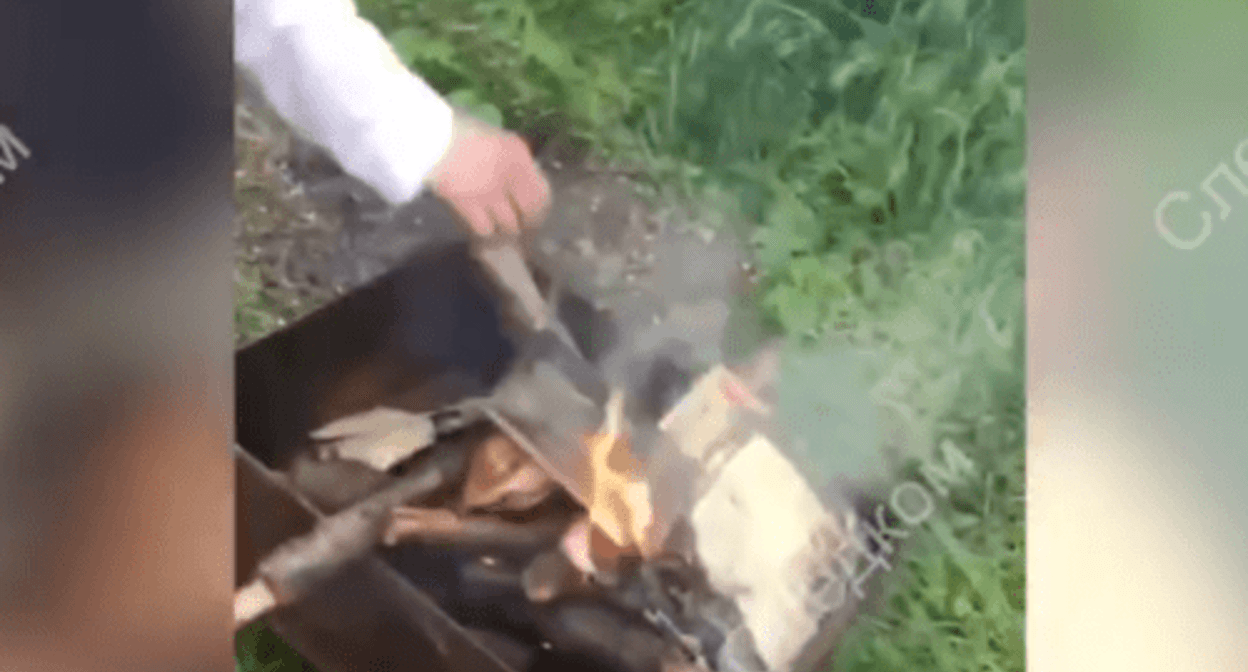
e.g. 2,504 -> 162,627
234,0 -> 454,205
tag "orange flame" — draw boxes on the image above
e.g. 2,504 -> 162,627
582,391 -> 655,558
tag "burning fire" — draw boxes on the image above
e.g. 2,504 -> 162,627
563,391 -> 657,573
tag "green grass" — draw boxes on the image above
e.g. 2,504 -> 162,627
235,0 -> 1025,669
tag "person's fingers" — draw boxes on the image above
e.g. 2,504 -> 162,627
506,138 -> 552,228
506,190 -> 536,236
512,168 -> 552,228
488,197 -> 521,236
431,128 -> 551,238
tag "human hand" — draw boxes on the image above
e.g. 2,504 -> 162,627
425,110 -> 552,238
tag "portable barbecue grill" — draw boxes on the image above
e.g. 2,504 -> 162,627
235,239 -> 865,672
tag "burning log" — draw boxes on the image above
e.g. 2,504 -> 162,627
383,506 -> 568,552
460,431 -> 559,513
239,346 -> 862,672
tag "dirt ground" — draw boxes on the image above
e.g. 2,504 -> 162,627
232,77 -> 763,366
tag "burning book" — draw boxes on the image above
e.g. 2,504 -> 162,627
238,357 -> 863,672
233,241 -> 871,672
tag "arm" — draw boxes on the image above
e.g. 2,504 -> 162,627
234,0 -> 453,206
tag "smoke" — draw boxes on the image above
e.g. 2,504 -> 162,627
529,165 -> 888,497
591,208 -> 748,423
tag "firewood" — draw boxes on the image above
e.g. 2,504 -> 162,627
382,506 -> 567,551
233,445 -> 468,631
